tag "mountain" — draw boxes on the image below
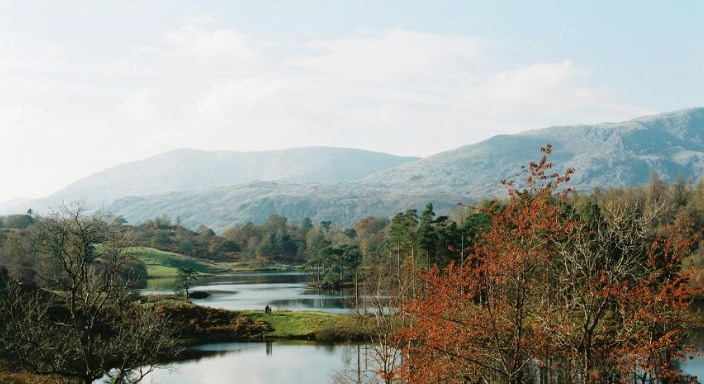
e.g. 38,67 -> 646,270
362,107 -> 704,199
108,181 -> 463,232
8,147 -> 419,213
0,197 -> 33,214
107,108 -> 704,231
9,108 -> 704,231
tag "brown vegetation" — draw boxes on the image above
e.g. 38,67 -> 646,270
147,299 -> 269,342
399,146 -> 703,384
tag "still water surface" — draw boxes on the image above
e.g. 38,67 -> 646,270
148,272 -> 357,314
192,272 -> 354,314
132,341 -> 704,384
141,342 -> 382,384
139,272 -> 704,383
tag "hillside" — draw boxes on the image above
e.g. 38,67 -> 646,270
362,107 -> 704,198
109,181 -> 462,232
8,108 -> 704,230
126,247 -> 228,278
108,108 -> 704,230
7,147 -> 419,213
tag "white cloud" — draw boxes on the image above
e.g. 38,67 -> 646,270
0,104 -> 46,126
455,60 -> 650,129
289,29 -> 489,84
195,76 -> 287,116
161,25 -> 257,66
0,24 -> 650,201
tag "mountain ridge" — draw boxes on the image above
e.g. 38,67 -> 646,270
360,107 -> 704,198
7,146 -> 420,214
6,108 -> 704,231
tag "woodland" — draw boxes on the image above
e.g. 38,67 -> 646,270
1,146 -> 704,383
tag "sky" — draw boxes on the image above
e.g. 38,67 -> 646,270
0,0 -> 702,202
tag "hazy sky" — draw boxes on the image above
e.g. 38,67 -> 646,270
0,0 -> 702,202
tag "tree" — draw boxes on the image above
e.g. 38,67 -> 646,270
0,265 -> 7,290
175,267 -> 198,300
416,203 -> 436,269
0,203 -> 179,384
343,228 -> 358,239
2,213 -> 33,229
320,220 -> 333,233
355,216 -> 390,266
387,209 -> 418,294
301,217 -> 314,234
196,224 -> 215,238
399,146 -> 701,384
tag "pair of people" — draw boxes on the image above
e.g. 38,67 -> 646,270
264,304 -> 272,314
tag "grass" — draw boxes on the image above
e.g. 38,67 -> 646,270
126,247 -> 229,278
0,371 -> 70,384
145,276 -> 178,290
141,298 -> 371,343
243,310 -> 370,341
218,260 -> 302,272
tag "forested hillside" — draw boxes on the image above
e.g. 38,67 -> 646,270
4,168 -> 704,289
108,108 -> 704,230
3,147 -> 419,214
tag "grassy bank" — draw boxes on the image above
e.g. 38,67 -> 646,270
244,310 -> 370,341
0,370 -> 68,384
217,260 -> 303,272
145,297 -> 370,343
127,247 -> 228,277
1,300 -> 372,383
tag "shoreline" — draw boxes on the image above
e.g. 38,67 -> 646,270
144,297 -> 372,346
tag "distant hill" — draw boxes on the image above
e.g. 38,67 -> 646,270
108,181 -> 462,232
7,147 -> 419,213
0,197 -> 33,213
108,108 -> 704,231
362,107 -> 704,199
9,108 -> 704,231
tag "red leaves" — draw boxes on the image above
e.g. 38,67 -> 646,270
398,145 -> 703,384
400,146 -> 576,383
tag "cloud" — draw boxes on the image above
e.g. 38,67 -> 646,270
109,26 -> 648,145
0,104 -> 46,126
160,25 -> 257,66
456,60 -> 652,129
289,29 -> 489,84
0,23 -> 650,201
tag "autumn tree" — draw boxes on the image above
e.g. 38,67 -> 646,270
355,216 -> 389,262
399,146 -> 702,384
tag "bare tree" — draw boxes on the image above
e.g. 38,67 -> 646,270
357,263 -> 410,384
0,203 -> 179,384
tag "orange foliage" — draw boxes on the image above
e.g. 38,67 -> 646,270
399,146 -> 702,384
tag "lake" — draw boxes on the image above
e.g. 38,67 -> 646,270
148,271 -> 360,314
136,272 -> 704,383
135,342 -> 384,384
120,341 -> 704,384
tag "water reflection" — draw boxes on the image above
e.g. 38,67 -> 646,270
141,271 -> 390,314
191,272 -> 357,313
140,342 -> 383,384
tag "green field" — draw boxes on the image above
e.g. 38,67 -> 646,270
126,247 -> 228,278
244,310 -> 369,341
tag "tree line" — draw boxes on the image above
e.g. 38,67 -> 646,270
390,147 -> 704,384
3,168 -> 704,292
3,146 -> 704,383
0,203 -> 178,384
